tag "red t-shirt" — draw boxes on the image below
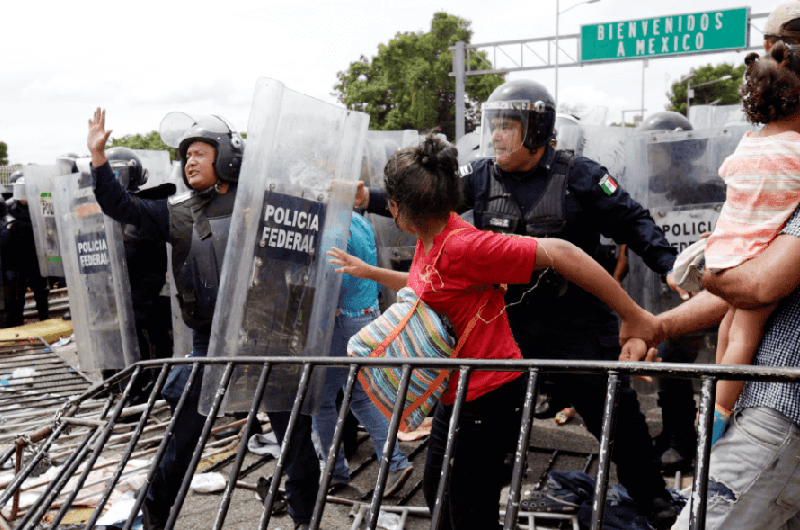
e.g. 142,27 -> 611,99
407,213 -> 538,404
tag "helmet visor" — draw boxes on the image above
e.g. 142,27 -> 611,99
159,112 -> 233,149
478,101 -> 531,158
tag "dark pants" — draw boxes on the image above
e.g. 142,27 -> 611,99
507,315 -> 669,511
147,330 -> 320,525
3,269 -> 49,327
422,375 -> 526,530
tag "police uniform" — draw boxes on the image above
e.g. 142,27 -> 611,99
91,161 -> 320,529
1,200 -> 49,326
366,145 -> 678,516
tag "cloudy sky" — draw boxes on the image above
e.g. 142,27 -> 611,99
3,0 -> 778,165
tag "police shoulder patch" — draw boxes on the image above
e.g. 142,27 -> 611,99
598,174 -> 618,195
168,190 -> 195,205
458,163 -> 473,178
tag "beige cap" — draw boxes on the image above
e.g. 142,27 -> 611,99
764,2 -> 800,39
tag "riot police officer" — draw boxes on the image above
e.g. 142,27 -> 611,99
636,111 -> 723,473
1,176 -> 50,327
87,109 -> 320,530
104,147 -> 175,401
357,79 -> 680,528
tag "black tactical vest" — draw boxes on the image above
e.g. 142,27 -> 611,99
482,150 -> 575,237
168,189 -> 236,330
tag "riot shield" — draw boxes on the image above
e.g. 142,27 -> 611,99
22,165 -> 68,278
621,125 -> 756,316
581,125 -> 636,182
52,159 -> 140,376
554,115 -> 584,156
131,149 -> 171,191
200,78 -> 369,415
362,131 -> 419,309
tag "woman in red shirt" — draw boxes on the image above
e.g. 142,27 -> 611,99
329,134 -> 657,530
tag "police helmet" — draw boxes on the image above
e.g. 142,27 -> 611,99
640,111 -> 693,132
56,153 -> 79,174
106,147 -> 148,192
480,79 -> 557,155
159,112 -> 244,188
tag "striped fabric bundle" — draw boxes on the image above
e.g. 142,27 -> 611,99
347,286 -> 455,433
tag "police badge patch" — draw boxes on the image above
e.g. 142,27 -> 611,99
459,164 -> 473,177
599,174 -> 618,195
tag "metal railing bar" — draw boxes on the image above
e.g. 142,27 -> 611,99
504,368 -> 540,529
84,365 -> 170,530
0,391 -> 112,511
310,363 -> 360,530
165,361 -> 236,530
16,428 -> 102,530
430,367 -> 471,530
45,367 -> 145,530
213,362 -> 273,530
690,376 -> 716,530
589,372 -> 620,530
366,364 -> 413,530
123,356 -> 800,384
257,362 -> 314,530
121,362 -> 202,530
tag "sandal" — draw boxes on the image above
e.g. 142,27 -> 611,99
520,489 -> 581,513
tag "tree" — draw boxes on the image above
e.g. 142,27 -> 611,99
110,131 -> 177,161
0,142 -> 7,166
334,12 -> 505,140
666,63 -> 746,117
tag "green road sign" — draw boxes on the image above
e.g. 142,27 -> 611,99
581,7 -> 749,62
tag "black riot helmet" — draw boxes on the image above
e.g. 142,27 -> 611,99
159,112 -> 244,188
106,147 -> 148,192
640,111 -> 693,132
479,79 -> 557,157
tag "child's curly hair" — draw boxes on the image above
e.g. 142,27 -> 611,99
741,41 -> 800,124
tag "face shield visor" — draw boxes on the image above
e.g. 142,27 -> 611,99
109,163 -> 142,191
158,112 -> 237,149
478,101 -> 535,158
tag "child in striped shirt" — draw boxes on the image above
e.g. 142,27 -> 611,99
701,42 -> 800,443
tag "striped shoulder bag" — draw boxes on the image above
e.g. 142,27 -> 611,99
346,229 -> 493,433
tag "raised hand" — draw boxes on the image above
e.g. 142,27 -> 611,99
327,246 -> 369,278
87,107 -> 112,166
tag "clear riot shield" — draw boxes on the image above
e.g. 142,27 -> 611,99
362,130 -> 419,309
132,149 -> 171,190
581,125 -> 637,182
23,165 -> 67,278
52,160 -> 140,376
200,78 -> 369,415
621,125 -> 756,317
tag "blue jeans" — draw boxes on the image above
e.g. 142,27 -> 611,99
312,310 -> 409,482
673,407 -> 800,530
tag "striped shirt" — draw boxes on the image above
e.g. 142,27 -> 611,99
705,130 -> 800,270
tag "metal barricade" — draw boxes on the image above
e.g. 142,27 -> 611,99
0,355 -> 797,530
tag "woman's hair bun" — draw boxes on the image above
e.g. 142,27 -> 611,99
413,134 -> 458,176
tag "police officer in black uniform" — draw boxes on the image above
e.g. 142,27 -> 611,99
1,176 -> 50,327
87,109 -> 320,530
357,80 -> 681,528
103,147 -> 175,402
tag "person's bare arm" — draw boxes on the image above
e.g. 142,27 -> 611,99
703,232 -> 800,309
619,291 -> 729,361
533,238 -> 658,346
328,247 -> 407,291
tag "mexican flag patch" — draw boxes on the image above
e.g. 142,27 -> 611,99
599,174 -> 617,195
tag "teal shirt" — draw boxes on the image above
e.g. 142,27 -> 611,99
337,212 -> 379,312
